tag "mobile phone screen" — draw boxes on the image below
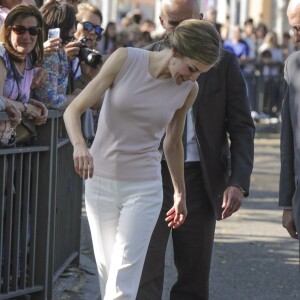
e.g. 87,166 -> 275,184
48,28 -> 60,39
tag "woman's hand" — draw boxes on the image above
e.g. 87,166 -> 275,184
43,37 -> 62,56
165,193 -> 187,229
73,143 -> 94,179
26,103 -> 41,118
64,41 -> 81,62
31,67 -> 48,89
28,99 -> 48,125
3,98 -> 22,127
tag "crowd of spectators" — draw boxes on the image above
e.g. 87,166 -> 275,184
207,9 -> 297,117
0,1 -> 297,147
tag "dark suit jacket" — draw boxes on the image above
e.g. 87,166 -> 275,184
279,51 -> 300,234
146,42 -> 255,220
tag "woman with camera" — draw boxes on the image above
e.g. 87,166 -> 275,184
68,2 -> 103,91
66,2 -> 104,145
33,1 -> 80,110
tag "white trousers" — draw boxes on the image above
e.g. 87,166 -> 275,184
85,176 -> 163,300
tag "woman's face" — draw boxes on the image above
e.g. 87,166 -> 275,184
107,24 -> 117,38
10,16 -> 39,57
74,11 -> 102,48
170,55 -> 213,85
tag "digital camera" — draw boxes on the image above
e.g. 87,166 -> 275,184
78,36 -> 102,68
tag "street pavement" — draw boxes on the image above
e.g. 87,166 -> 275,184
54,133 -> 300,300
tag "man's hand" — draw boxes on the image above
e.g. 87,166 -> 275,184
282,208 -> 298,239
222,186 -> 243,219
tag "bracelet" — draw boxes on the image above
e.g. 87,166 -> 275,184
235,185 -> 247,197
22,102 -> 28,116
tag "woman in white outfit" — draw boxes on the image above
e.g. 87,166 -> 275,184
64,19 -> 221,300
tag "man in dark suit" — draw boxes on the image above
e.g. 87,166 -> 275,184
279,0 -> 300,243
136,0 -> 255,299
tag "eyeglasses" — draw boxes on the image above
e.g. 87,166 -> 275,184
79,21 -> 103,36
11,25 -> 40,36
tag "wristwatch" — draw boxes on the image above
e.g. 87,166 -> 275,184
235,185 -> 247,197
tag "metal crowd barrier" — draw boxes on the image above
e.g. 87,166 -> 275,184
0,110 -> 82,300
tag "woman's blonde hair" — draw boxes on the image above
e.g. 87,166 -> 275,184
76,2 -> 103,24
165,19 -> 221,65
0,4 -> 44,65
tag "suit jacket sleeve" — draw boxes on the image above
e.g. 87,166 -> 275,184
279,58 -> 295,207
226,53 -> 255,193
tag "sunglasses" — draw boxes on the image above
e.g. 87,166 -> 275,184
79,21 -> 103,36
11,25 -> 40,36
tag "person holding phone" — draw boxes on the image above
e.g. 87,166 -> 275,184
33,1 -> 80,109
43,27 -> 62,56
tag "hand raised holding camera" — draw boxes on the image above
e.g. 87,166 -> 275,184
64,41 -> 82,62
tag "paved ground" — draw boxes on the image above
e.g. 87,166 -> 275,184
54,133 -> 300,300
163,134 -> 299,300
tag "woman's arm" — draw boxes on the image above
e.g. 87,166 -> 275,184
0,97 -> 21,126
33,53 -> 71,110
0,59 -> 46,123
163,82 -> 199,228
0,59 -> 22,125
64,47 -> 128,179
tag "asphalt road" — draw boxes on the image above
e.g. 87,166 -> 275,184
163,135 -> 300,300
55,133 -> 299,300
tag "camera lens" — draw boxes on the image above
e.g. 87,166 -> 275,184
78,37 -> 102,68
80,47 -> 102,68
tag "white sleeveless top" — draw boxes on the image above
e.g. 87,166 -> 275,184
90,47 -> 194,181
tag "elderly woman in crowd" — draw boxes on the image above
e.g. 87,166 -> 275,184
0,4 -> 47,145
69,1 -> 103,90
67,2 -> 104,144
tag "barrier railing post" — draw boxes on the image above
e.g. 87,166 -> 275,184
31,111 -> 60,300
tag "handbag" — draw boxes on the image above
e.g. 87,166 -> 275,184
15,117 -> 37,145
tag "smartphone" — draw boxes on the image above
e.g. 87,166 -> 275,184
48,28 -> 60,39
